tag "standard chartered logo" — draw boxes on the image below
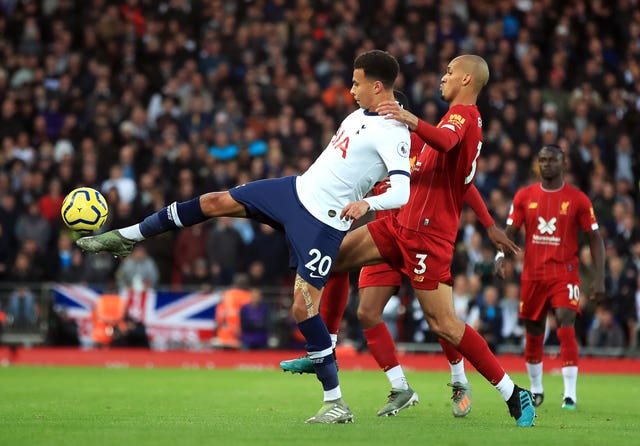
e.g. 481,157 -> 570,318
537,216 -> 557,234
533,216 -> 561,246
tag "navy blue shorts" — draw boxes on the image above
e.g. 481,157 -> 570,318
229,176 -> 346,289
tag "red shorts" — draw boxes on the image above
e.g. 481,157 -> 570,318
519,277 -> 582,321
367,215 -> 454,290
358,263 -> 402,289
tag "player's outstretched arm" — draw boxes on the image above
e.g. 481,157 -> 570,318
587,229 -> 606,302
375,100 -> 419,129
495,225 -> 520,279
376,100 -> 460,153
464,185 -> 520,255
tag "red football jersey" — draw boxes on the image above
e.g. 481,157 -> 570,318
507,183 -> 599,280
396,104 -> 483,242
372,132 -> 424,220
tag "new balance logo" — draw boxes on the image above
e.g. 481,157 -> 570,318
537,216 -> 557,234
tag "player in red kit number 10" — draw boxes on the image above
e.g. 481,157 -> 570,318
496,144 -> 606,410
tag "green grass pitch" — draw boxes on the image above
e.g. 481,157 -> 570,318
0,367 -> 638,446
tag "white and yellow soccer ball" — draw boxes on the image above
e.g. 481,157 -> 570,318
61,187 -> 109,232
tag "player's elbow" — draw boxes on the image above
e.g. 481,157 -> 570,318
397,184 -> 410,207
391,173 -> 410,207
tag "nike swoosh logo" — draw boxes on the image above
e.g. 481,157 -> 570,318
309,272 -> 324,279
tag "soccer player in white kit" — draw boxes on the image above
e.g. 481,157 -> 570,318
77,50 -> 411,424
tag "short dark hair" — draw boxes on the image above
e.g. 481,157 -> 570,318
393,90 -> 410,111
353,50 -> 399,89
540,144 -> 564,160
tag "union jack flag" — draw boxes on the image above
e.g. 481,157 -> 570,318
52,284 -> 221,349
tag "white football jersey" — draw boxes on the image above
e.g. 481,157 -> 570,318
296,108 -> 411,230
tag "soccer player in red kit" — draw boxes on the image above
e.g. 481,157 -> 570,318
281,87 -> 518,417
282,180 -> 517,418
328,54 -> 536,427
496,144 -> 605,410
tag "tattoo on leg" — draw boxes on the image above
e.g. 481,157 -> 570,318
295,275 -> 315,318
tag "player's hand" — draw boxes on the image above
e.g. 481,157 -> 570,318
375,101 -> 419,130
340,200 -> 370,221
590,281 -> 606,303
494,257 -> 508,279
372,178 -> 391,195
486,225 -> 520,255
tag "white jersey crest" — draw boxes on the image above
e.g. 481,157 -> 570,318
296,108 -> 411,230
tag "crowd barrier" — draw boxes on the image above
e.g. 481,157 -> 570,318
0,282 -> 638,358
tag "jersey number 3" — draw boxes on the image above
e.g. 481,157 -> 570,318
464,141 -> 482,184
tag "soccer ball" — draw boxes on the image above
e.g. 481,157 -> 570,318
61,187 -> 109,232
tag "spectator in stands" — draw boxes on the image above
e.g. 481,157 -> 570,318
101,164 -> 137,205
8,286 -> 37,328
214,274 -> 252,349
500,282 -> 524,346
240,287 -> 270,350
172,223 -> 209,286
14,201 -> 50,253
451,274 -> 473,323
587,301 -> 626,349
0,222 -> 9,280
206,217 -> 245,286
0,0 -> 638,354
115,245 -> 159,291
37,178 -> 64,225
467,285 -> 503,353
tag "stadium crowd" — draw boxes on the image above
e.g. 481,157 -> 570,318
0,0 -> 639,350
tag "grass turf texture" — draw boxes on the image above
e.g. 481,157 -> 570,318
1,367 -> 638,446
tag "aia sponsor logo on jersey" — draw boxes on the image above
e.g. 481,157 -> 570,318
331,128 -> 350,158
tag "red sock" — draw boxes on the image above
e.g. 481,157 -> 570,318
320,272 -> 350,335
556,326 -> 579,367
364,322 -> 400,371
439,337 -> 463,363
456,324 -> 505,384
524,332 -> 544,363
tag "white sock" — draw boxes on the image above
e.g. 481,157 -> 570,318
330,334 -> 338,350
118,224 -> 144,241
526,362 -> 544,394
324,385 -> 342,402
562,366 -> 578,401
385,365 -> 409,390
450,359 -> 468,384
495,373 -> 515,401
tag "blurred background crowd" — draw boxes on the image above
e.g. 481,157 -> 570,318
0,0 -> 639,351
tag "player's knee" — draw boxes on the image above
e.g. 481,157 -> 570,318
290,299 -> 310,322
357,304 -> 381,328
426,316 -> 458,341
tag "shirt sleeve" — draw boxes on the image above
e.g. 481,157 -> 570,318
413,106 -> 470,153
577,192 -> 599,232
506,190 -> 524,228
376,125 -> 411,177
464,185 -> 495,228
